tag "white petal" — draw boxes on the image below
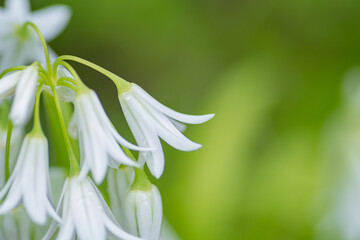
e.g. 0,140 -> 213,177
0,134 -> 29,200
56,85 -> 75,102
67,112 -> 77,139
56,65 -> 73,79
120,94 -> 164,178
169,119 -> 187,132
41,219 -> 59,240
29,5 -> 71,41
104,215 -> 142,240
131,84 -> 214,124
0,71 -> 21,100
9,66 -> 38,125
150,186 -> 163,240
89,91 -> 146,151
138,100 -> 202,151
107,169 -> 122,222
56,217 -> 75,240
22,147 -> 46,224
0,177 -> 22,214
136,191 -> 153,239
76,96 -> 108,183
0,41 -> 26,71
125,191 -> 139,236
70,178 -> 106,240
5,0 -> 30,20
87,178 -> 118,225
44,198 -> 62,223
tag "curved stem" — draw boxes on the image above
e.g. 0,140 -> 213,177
0,66 -> 26,78
55,55 -> 131,92
57,78 -> 77,91
4,121 -> 13,182
32,83 -> 44,134
51,85 -> 80,176
24,22 -> 51,76
53,61 -> 86,89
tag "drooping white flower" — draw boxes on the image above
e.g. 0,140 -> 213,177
107,166 -> 135,226
124,184 -> 163,240
0,0 -> 71,70
42,175 -> 142,240
74,89 -> 143,184
118,83 -> 214,178
0,133 -> 59,225
108,168 -> 177,240
0,65 -> 39,125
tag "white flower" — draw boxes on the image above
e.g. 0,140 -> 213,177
118,83 -> 214,178
124,184 -> 162,240
74,90 -> 143,184
108,166 -> 135,226
42,176 -> 142,240
0,133 -> 60,225
0,0 -> 71,71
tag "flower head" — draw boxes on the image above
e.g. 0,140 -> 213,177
74,89 -> 143,184
43,175 -> 142,240
0,133 -> 59,225
0,0 -> 71,70
118,83 -> 214,178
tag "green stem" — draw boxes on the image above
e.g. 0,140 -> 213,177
55,55 -> 131,92
56,78 -> 77,91
51,85 -> 80,176
0,66 -> 26,78
4,122 -> 13,182
32,83 -> 44,134
54,61 -> 86,90
24,22 -> 51,76
132,168 -> 152,191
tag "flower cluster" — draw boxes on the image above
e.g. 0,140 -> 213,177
0,1 -> 214,239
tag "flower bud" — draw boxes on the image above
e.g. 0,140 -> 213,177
124,171 -> 162,240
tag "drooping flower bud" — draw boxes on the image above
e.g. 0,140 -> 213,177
124,169 -> 162,240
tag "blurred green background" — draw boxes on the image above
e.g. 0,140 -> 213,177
5,0 -> 360,239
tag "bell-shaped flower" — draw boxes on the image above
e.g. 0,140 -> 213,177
124,180 -> 162,240
107,166 -> 135,226
42,175 -> 142,240
0,0 -> 71,70
0,132 -> 60,225
118,83 -> 214,178
0,65 -> 39,125
74,89 -> 143,184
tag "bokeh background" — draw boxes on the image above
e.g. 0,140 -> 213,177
4,0 -> 360,239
